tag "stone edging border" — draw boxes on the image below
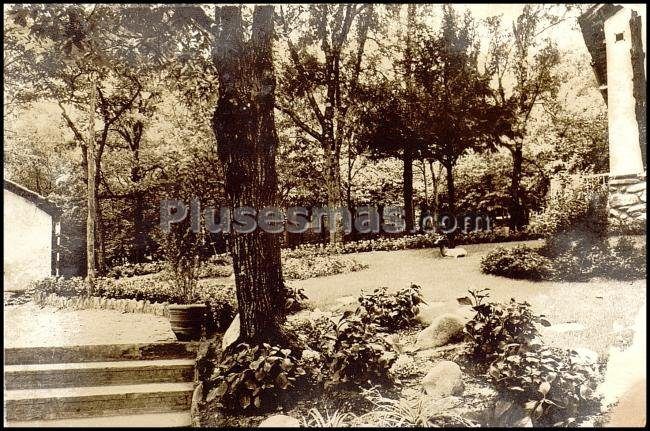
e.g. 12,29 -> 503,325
32,292 -> 171,318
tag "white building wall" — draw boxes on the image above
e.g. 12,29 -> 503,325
604,7 -> 645,175
3,189 -> 53,291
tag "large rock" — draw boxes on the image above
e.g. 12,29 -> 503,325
415,314 -> 464,350
416,302 -> 474,327
415,302 -> 447,326
421,360 -> 464,397
190,382 -> 203,427
222,314 -> 240,350
610,192 -> 639,208
258,414 -> 300,427
626,181 -> 646,194
627,203 -> 646,214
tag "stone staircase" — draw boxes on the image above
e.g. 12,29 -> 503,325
4,342 -> 199,427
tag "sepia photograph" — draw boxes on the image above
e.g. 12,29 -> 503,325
3,2 -> 647,427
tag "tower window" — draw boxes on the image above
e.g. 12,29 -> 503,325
615,32 -> 625,42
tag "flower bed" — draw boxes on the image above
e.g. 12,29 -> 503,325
28,277 -> 237,333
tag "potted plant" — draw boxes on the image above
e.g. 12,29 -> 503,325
161,204 -> 207,341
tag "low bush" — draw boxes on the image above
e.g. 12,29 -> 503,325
462,288 -> 549,365
281,255 -> 368,280
463,289 -> 600,426
481,237 -> 646,282
480,246 -> 554,281
358,285 -> 425,331
488,346 -> 600,426
106,261 -> 167,278
529,173 -> 609,240
321,309 -> 398,387
205,343 -> 309,412
284,230 -> 542,258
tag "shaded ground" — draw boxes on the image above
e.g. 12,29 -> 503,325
3,303 -> 176,347
293,240 -> 646,356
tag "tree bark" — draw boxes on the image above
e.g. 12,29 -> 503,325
403,147 -> 414,233
509,144 -> 525,230
444,162 -> 457,246
86,73 -> 97,292
212,5 -> 288,345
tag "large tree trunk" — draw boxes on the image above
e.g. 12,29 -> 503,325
403,147 -> 414,234
86,73 -> 97,292
444,162 -> 457,246
324,144 -> 344,244
430,160 -> 440,230
212,5 -> 288,345
133,190 -> 146,262
509,144 -> 525,230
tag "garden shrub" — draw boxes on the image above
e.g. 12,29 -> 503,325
488,346 -> 600,426
529,173 -> 609,242
463,289 -> 600,426
321,309 -> 398,387
480,246 -> 554,281
106,261 -> 167,278
358,284 -> 425,330
283,229 -> 541,258
481,238 -> 646,282
281,255 -> 368,280
462,289 -> 549,365
205,343 -> 310,412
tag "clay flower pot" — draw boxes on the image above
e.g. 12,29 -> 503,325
167,303 -> 207,341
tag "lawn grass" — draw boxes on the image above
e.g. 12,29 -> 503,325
292,239 -> 646,356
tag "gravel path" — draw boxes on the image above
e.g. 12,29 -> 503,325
4,303 -> 176,348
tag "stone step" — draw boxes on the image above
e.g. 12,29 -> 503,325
4,382 -> 194,421
5,359 -> 196,390
5,342 -> 199,365
5,411 -> 191,427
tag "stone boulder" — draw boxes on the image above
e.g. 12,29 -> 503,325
258,414 -> 300,427
222,314 -> 240,350
416,302 -> 475,327
415,302 -> 447,326
421,360 -> 464,397
415,314 -> 464,350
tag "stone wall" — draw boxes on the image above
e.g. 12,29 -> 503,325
608,173 -> 646,224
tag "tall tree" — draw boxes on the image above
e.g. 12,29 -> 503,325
485,6 -> 562,229
413,5 -> 501,239
275,4 -> 374,243
211,5 -> 288,344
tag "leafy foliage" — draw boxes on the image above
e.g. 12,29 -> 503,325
529,173 -> 609,245
480,245 -> 554,280
358,285 -> 425,330
481,239 -> 646,282
463,288 -> 550,364
29,277 -> 237,333
322,309 -> 398,387
488,346 -> 600,426
205,343 -> 309,412
281,255 -> 368,280
284,286 -> 310,314
462,289 -> 600,426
